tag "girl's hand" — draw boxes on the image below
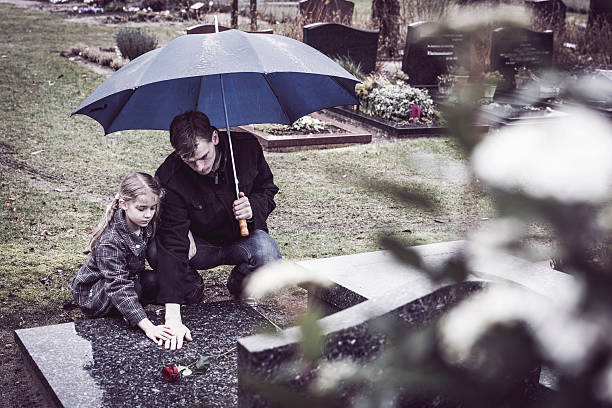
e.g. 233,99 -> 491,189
145,324 -> 175,346
138,318 -> 174,346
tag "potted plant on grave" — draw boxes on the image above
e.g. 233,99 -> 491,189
482,71 -> 504,99
514,66 -> 533,89
437,74 -> 456,95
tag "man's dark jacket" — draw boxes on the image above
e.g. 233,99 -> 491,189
154,131 -> 278,303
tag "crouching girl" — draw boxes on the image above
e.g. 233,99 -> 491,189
71,172 -> 174,346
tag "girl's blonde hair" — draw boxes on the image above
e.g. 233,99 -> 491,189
85,172 -> 163,254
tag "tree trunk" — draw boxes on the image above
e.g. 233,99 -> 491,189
231,0 -> 238,28
250,0 -> 257,31
371,0 -> 400,58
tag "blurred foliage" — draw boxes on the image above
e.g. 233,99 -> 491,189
242,7 -> 612,408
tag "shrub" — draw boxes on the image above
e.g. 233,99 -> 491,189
115,28 -> 158,60
333,56 -> 366,81
143,0 -> 165,11
360,82 -> 437,122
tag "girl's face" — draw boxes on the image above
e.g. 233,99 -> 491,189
120,191 -> 159,233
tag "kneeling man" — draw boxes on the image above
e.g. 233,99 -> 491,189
152,110 -> 281,349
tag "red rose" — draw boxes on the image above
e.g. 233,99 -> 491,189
161,364 -> 180,382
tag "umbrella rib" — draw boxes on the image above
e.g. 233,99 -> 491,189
328,76 -> 358,104
194,76 -> 204,110
262,74 -> 292,124
105,87 -> 137,134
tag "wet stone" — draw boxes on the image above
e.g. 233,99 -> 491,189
14,301 -> 274,408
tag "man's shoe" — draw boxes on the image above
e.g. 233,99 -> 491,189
185,283 -> 205,304
226,273 -> 243,298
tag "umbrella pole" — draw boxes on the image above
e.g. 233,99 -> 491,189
219,74 -> 249,237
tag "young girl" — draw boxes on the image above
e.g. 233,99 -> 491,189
71,172 -> 174,346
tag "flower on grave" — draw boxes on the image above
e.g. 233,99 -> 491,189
161,364 -> 180,382
160,350 -> 235,383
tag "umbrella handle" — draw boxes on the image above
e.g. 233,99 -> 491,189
239,219 -> 249,237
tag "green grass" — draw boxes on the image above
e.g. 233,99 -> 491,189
0,3 -> 495,327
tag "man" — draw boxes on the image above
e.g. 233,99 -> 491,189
152,110 -> 281,350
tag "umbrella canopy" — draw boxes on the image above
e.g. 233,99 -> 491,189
72,30 -> 360,134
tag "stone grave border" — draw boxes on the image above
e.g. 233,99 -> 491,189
238,280 -> 488,407
237,112 -> 371,151
324,106 -> 490,138
238,240 -> 575,406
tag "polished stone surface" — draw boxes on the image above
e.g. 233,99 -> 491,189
15,301 -> 273,408
238,281 -> 488,407
239,241 -> 573,406
298,240 -> 574,313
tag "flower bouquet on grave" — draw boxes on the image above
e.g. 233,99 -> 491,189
437,74 -> 456,95
482,71 -> 504,98
514,66 -> 534,89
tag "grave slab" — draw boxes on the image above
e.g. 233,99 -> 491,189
14,301 -> 274,408
297,240 -> 575,313
237,112 -> 371,151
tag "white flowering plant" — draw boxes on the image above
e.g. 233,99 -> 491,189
359,82 -> 438,124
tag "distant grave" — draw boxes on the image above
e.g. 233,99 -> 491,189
15,301 -> 274,408
588,0 -> 612,27
490,26 -> 553,89
401,21 -> 470,87
303,23 -> 380,74
298,0 -> 354,24
186,24 -> 273,34
238,112 -> 371,151
525,0 -> 567,28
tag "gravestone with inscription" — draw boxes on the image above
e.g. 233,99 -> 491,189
525,0 -> 567,28
490,26 -> 553,89
299,0 -> 354,24
588,0 -> 612,27
303,23 -> 380,74
401,21 -> 470,87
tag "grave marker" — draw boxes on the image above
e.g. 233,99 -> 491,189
401,21 -> 470,87
588,0 -> 612,27
490,26 -> 553,89
303,23 -> 380,74
15,301 -> 274,408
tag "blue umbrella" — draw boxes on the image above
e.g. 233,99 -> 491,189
73,30 -> 360,235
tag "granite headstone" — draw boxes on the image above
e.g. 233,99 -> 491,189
401,21 -> 470,87
303,22 -> 380,74
588,0 -> 612,27
490,26 -> 553,89
298,0 -> 354,24
15,301 -> 274,408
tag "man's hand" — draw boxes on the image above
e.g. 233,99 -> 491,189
164,303 -> 192,351
164,322 -> 192,350
137,318 -> 174,346
233,192 -> 252,221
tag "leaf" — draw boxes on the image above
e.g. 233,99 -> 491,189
180,368 -> 193,377
195,355 -> 210,372
299,310 -> 323,362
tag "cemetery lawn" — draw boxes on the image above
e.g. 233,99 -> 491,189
0,3 -> 546,405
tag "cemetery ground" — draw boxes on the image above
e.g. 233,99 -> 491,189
0,3 -> 567,406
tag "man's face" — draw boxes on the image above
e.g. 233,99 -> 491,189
182,132 -> 219,175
